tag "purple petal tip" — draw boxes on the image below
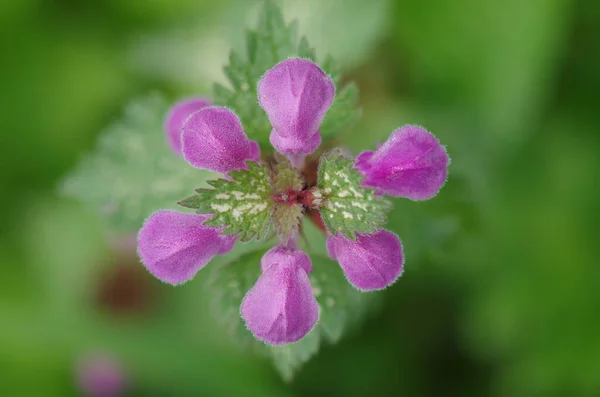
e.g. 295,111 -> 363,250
181,107 -> 260,174
327,230 -> 403,291
258,58 -> 335,155
137,210 -> 235,285
164,97 -> 211,155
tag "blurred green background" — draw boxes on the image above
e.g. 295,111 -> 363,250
1,0 -> 599,396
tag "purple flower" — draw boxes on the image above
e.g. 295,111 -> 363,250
137,210 -> 236,285
163,97 -> 211,155
137,57 -> 449,346
182,107 -> 261,174
355,125 -> 449,200
258,58 -> 335,156
241,246 -> 318,344
327,230 -> 403,291
76,354 -> 125,397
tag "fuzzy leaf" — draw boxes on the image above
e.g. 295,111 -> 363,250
213,0 -> 360,148
183,162 -> 274,242
272,204 -> 303,241
61,94 -> 215,232
317,150 -> 392,238
320,83 -> 362,138
268,328 -> 321,382
271,156 -> 304,192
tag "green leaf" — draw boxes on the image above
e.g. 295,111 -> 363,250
272,204 -> 303,241
320,83 -> 362,139
213,0 -> 360,148
269,157 -> 305,241
184,162 -> 274,242
268,328 -> 321,382
317,150 -> 392,238
61,94 -> 215,232
271,156 -> 304,192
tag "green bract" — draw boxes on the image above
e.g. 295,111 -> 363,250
318,150 -> 392,238
179,162 -> 273,242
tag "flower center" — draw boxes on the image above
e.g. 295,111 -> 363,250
271,187 -> 322,208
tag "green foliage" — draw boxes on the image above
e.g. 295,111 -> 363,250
270,156 -> 304,241
271,156 -> 304,192
317,150 -> 391,238
213,0 -> 360,148
268,328 -> 321,382
179,162 -> 273,242
320,83 -> 361,139
61,94 -> 215,232
272,204 -> 303,242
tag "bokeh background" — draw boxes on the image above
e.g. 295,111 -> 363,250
1,0 -> 599,396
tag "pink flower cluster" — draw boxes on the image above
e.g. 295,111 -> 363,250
138,58 -> 449,345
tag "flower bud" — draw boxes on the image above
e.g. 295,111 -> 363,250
327,229 -> 403,291
355,125 -> 449,200
241,246 -> 318,344
137,211 -> 236,285
258,58 -> 335,155
182,107 -> 260,174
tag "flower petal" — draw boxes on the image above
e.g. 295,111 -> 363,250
356,125 -> 449,200
241,246 -> 318,345
258,58 -> 335,155
269,129 -> 322,157
327,230 -> 403,291
164,97 -> 211,155
181,107 -> 260,173
259,245 -> 312,273
77,354 -> 125,397
137,210 -> 236,285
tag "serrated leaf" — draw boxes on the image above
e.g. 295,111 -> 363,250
213,0 -> 360,148
320,83 -> 362,138
188,162 -> 274,242
297,36 -> 316,60
272,204 -> 303,241
178,194 -> 202,209
317,150 -> 392,238
271,156 -> 304,192
61,94 -> 215,232
268,327 -> 321,382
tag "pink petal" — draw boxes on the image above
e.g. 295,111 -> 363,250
164,97 -> 211,155
258,58 -> 335,155
137,210 -> 236,285
241,246 -> 318,345
76,353 -> 125,397
327,230 -> 403,291
181,107 -> 260,174
259,245 -> 312,273
355,125 -> 449,200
